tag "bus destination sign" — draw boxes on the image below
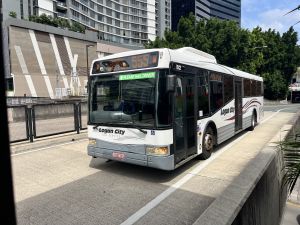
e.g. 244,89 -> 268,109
92,52 -> 159,74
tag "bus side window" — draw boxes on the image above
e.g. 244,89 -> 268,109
210,73 -> 223,114
197,71 -> 209,117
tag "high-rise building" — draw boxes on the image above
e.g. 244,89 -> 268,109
171,0 -> 241,31
155,0 -> 171,38
2,0 -> 173,46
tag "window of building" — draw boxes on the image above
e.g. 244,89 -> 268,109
106,0 -> 112,7
97,5 -> 103,12
97,14 -> 103,21
90,11 -> 95,18
81,5 -> 88,12
106,17 -> 112,24
90,1 -> 94,8
106,8 -> 112,16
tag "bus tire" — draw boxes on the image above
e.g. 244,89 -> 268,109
249,112 -> 257,131
199,127 -> 214,160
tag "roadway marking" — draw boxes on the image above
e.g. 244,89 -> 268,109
120,108 -> 287,225
11,138 -> 88,157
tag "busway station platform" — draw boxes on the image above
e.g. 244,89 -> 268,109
11,106 -> 300,225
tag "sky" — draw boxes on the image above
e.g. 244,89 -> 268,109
241,0 -> 300,36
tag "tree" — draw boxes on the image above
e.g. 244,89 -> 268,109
70,21 -> 85,33
281,132 -> 300,195
28,14 -> 84,33
9,11 -> 17,18
262,71 -> 288,100
145,14 -> 300,100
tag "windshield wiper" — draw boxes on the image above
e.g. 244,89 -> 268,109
92,122 -> 115,130
124,121 -> 148,134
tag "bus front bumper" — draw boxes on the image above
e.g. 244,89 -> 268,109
88,146 -> 175,171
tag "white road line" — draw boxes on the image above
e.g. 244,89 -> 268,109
120,108 -> 285,225
261,109 -> 285,124
11,139 -> 88,157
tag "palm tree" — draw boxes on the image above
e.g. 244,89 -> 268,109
281,133 -> 300,194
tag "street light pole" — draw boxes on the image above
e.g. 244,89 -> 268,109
86,44 -> 95,79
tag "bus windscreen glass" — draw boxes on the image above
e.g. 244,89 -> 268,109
89,71 -> 156,127
92,52 -> 159,74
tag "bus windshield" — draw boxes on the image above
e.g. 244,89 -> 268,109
89,71 -> 158,127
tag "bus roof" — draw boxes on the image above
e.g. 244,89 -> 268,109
91,47 -> 263,82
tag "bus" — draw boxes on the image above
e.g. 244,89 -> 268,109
87,47 -> 263,170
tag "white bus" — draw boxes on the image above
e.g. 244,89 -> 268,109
87,47 -> 263,170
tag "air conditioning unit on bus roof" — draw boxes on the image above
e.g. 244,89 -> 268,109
176,47 -> 217,63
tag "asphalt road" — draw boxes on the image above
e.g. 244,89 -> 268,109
11,104 -> 300,225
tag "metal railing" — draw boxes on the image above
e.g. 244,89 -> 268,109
8,101 -> 87,143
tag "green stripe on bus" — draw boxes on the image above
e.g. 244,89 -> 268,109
119,72 -> 155,80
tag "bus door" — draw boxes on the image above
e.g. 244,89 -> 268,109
235,79 -> 243,131
174,75 -> 197,164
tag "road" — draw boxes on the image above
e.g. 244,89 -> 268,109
12,104 -> 300,225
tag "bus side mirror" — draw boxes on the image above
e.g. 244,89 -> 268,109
166,75 -> 176,92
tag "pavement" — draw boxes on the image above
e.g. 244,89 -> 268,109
10,105 -> 300,225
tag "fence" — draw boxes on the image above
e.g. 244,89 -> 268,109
7,101 -> 88,143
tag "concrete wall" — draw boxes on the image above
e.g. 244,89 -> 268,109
3,18 -> 141,98
232,151 -> 286,225
193,113 -> 299,225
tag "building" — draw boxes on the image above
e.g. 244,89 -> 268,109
171,0 -> 241,31
155,0 -> 171,37
2,0 -> 174,46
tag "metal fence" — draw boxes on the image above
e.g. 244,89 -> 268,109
7,101 -> 87,143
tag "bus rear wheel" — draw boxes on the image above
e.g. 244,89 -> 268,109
199,127 -> 214,160
249,112 -> 257,131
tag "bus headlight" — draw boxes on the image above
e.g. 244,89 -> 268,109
89,138 -> 96,145
146,146 -> 169,156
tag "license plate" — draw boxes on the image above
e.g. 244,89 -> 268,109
112,152 -> 125,160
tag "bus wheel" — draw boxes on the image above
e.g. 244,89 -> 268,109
249,112 -> 257,131
199,127 -> 214,159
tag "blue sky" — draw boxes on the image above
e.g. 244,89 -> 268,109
241,0 -> 300,36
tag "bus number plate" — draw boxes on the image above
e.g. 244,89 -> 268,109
112,152 -> 125,160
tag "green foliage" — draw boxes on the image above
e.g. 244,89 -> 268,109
281,135 -> 300,194
29,14 -> 84,33
70,21 -> 85,33
262,71 -> 288,100
145,14 -> 300,100
9,11 -> 17,18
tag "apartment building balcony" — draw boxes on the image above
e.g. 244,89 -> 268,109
56,1 -> 67,10
57,12 -> 68,18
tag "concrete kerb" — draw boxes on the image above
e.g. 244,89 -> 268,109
10,131 -> 88,155
193,111 -> 300,225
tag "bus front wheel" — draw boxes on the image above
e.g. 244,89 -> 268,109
199,127 -> 214,160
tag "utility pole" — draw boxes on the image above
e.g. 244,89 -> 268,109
0,0 -> 17,223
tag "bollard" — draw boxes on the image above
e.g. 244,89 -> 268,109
27,105 -> 34,142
